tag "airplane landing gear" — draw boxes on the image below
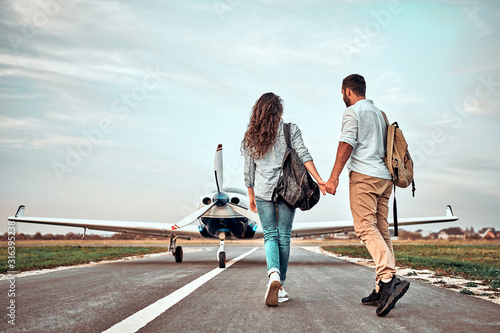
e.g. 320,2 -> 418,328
169,234 -> 182,263
218,251 -> 226,268
217,232 -> 226,268
174,246 -> 183,263
239,221 -> 246,238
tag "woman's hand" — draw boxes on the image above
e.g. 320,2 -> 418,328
247,187 -> 258,213
317,179 -> 327,195
249,198 -> 258,213
304,161 -> 327,195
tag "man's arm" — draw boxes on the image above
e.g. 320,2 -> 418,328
325,142 -> 354,195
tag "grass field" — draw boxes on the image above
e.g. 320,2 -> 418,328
322,244 -> 500,288
0,246 -> 166,274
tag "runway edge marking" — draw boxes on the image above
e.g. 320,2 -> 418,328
102,247 -> 258,333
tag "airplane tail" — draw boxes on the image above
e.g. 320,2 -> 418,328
446,205 -> 454,217
15,205 -> 25,217
214,144 -> 223,192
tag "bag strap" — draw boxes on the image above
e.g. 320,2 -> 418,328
381,111 -> 394,175
393,184 -> 398,237
381,111 -> 399,237
274,122 -> 292,225
283,122 -> 292,149
381,110 -> 389,126
275,123 -> 290,184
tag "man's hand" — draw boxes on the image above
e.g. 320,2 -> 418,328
325,176 -> 339,195
326,142 -> 353,195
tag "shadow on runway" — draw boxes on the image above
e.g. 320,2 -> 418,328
288,260 -> 354,267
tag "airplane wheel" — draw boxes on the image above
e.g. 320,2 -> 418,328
219,251 -> 226,268
175,246 -> 183,263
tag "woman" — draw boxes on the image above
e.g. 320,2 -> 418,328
241,92 -> 325,307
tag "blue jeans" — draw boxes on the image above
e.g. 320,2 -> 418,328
256,199 -> 296,285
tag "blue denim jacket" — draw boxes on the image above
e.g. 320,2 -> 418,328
244,121 -> 313,201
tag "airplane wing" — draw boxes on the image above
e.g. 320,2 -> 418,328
8,205 -> 458,240
7,205 -> 202,239
289,205 -> 458,238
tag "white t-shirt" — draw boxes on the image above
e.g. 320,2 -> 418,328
339,99 -> 391,180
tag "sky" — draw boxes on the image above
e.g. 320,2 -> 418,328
1,0 -> 499,236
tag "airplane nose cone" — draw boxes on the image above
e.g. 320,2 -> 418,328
213,192 -> 229,207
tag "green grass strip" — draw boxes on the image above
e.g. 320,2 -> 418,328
322,244 -> 500,285
0,246 -> 167,273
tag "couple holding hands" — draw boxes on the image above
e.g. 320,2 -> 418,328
242,74 -> 410,317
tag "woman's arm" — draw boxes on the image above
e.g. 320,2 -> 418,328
304,160 -> 326,195
247,187 -> 257,213
244,154 -> 258,213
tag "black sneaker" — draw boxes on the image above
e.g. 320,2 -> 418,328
376,276 -> 410,317
362,289 -> 380,306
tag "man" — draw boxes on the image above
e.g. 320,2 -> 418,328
325,74 -> 410,317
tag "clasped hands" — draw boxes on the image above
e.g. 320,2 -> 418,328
318,176 -> 339,196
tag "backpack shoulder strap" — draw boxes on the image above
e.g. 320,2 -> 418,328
381,110 -> 389,126
382,111 -> 395,175
283,122 -> 292,149
381,110 -> 400,237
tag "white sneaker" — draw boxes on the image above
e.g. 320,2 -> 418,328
278,287 -> 289,303
265,273 -> 281,307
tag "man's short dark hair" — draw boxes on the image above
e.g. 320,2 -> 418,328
342,74 -> 366,97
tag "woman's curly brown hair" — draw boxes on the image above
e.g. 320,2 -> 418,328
241,92 -> 283,159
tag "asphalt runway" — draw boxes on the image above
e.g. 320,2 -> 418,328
1,246 -> 499,333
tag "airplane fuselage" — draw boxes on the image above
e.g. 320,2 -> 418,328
199,216 -> 257,239
197,190 -> 258,239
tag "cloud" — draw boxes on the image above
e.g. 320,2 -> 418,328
30,134 -> 100,148
367,70 -> 425,107
0,52 -> 146,85
0,115 -> 113,149
0,138 -> 25,149
0,87 -> 42,99
0,115 -> 47,129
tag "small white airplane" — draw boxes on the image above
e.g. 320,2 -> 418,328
8,144 -> 459,268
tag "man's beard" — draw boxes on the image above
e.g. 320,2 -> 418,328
343,91 -> 351,107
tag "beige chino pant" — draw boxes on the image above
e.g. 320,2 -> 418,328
349,171 -> 396,286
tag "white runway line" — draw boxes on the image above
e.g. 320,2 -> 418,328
102,247 -> 258,333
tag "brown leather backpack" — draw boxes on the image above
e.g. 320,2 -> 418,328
382,111 -> 416,236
